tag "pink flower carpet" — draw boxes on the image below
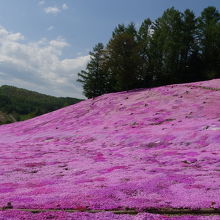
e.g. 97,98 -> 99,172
1,79 -> 220,219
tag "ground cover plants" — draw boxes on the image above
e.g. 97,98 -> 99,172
1,79 -> 220,219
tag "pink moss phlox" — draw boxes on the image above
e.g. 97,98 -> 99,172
1,79 -> 220,215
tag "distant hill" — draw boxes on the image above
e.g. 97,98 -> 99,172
0,85 -> 82,124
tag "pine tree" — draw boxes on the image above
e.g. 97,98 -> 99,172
107,23 -> 141,91
137,18 -> 153,87
179,9 -> 200,82
77,6 -> 220,97
151,8 -> 183,85
78,43 -> 111,98
198,6 -> 220,78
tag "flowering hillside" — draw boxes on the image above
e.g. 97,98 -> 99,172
1,79 -> 220,219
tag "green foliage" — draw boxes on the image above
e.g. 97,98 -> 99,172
137,18 -> 153,87
78,6 -> 220,98
107,23 -> 142,91
78,43 -> 113,98
198,7 -> 220,78
0,85 -> 82,124
152,8 -> 183,83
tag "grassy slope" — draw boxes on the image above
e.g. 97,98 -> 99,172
0,85 -> 82,124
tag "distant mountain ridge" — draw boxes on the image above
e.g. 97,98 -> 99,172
0,85 -> 82,124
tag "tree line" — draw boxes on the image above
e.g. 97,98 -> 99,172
78,7 -> 220,98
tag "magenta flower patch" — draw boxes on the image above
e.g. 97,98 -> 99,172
1,79 -> 220,219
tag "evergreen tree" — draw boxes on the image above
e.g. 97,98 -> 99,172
137,18 -> 153,87
150,8 -> 184,85
107,23 -> 141,91
77,6 -> 220,98
78,43 -> 112,98
179,9 -> 200,82
198,6 -> 220,78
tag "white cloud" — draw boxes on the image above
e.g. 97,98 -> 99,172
0,26 -> 24,41
38,0 -> 45,5
43,3 -> 69,15
0,26 -> 90,98
49,38 -> 69,48
62,3 -> 68,10
47,25 -> 54,31
44,6 -> 61,15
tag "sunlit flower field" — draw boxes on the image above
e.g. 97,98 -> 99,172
1,79 -> 220,219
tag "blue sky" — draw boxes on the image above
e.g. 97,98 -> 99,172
0,0 -> 220,98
